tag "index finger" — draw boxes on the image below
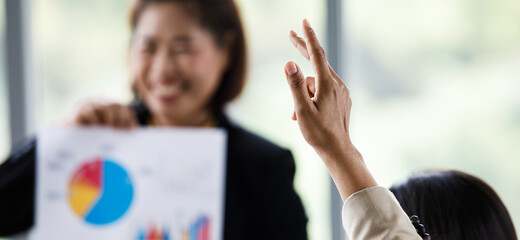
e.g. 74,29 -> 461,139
302,19 -> 329,77
289,29 -> 310,60
290,30 -> 341,81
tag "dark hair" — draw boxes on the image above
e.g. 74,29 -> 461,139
128,0 -> 247,113
390,170 -> 517,240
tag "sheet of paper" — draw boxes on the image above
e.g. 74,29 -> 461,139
31,127 -> 227,240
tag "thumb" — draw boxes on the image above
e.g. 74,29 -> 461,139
285,61 -> 311,111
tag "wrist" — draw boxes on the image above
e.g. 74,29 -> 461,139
314,137 -> 360,165
314,138 -> 378,201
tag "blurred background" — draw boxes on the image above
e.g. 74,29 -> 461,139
1,0 -> 519,239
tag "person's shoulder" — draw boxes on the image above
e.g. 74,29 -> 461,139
232,125 -> 288,156
220,114 -> 291,161
3,138 -> 36,166
220,114 -> 297,189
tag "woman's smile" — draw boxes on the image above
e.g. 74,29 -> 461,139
152,81 -> 185,103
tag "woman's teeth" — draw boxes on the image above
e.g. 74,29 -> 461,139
156,84 -> 181,96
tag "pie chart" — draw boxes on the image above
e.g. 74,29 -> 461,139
68,157 -> 134,225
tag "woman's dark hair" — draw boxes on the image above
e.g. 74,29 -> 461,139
390,170 -> 517,240
128,0 -> 247,113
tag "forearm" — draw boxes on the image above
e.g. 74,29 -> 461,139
315,140 -> 377,201
285,19 -> 419,240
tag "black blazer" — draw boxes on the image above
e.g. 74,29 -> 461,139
0,103 -> 308,239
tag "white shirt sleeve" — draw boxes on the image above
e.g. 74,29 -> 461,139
342,186 -> 422,240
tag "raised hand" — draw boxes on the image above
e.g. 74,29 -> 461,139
284,19 -> 377,200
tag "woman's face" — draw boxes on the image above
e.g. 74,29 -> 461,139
130,2 -> 229,125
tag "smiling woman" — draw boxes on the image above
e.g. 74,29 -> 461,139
0,0 -> 330,238
0,0 -> 309,239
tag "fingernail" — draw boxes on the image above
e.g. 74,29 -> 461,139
286,62 -> 298,75
289,29 -> 297,37
303,18 -> 311,28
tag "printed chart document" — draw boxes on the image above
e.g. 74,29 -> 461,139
31,127 -> 227,240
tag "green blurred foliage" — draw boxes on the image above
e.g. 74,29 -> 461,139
345,0 -> 520,235
32,0 -> 133,126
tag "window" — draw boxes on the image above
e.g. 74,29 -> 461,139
0,0 -> 10,163
344,0 -> 520,232
1,2 -> 12,240
32,0 -> 132,127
